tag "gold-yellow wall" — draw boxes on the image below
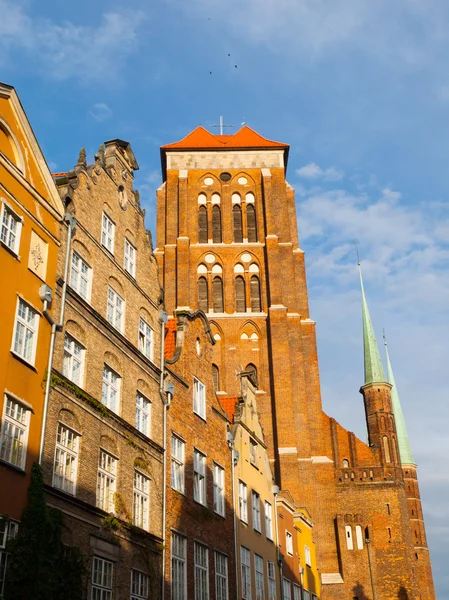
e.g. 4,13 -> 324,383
295,509 -> 321,598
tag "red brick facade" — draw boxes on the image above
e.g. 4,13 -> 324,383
155,127 -> 435,599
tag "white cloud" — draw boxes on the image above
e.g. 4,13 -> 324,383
89,103 -> 113,122
296,162 -> 344,181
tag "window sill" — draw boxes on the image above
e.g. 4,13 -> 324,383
214,510 -> 226,519
193,411 -> 207,423
0,457 -> 26,474
193,499 -> 208,509
171,487 -> 186,497
0,240 -> 20,260
10,351 -> 37,371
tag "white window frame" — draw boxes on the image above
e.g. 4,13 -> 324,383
102,364 -> 121,414
70,250 -> 92,301
252,491 -> 261,532
286,531 -> 293,556
171,435 -> 185,493
213,463 -> 225,516
304,544 -> 312,565
96,449 -> 117,513
283,578 -> 292,600
293,584 -> 301,600
131,569 -> 149,600
63,334 -> 85,386
215,552 -> 228,600
193,449 -> 206,505
267,561 -> 276,600
136,392 -> 151,437
171,533 -> 187,600
0,518 -> 19,597
138,317 -> 154,361
133,470 -> 150,531
265,501 -> 273,540
0,395 -> 30,470
193,377 -> 206,419
101,212 -> 115,254
303,590 -> 311,600
194,542 -> 209,600
107,286 -> 125,333
254,554 -> 265,600
52,422 -> 79,495
11,297 -> 39,365
92,556 -> 114,600
356,525 -> 364,549
239,481 -> 248,523
0,201 -> 22,255
241,546 -> 251,600
124,238 -> 136,277
345,525 -> 354,550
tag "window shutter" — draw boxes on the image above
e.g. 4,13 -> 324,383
246,204 -> 257,243
213,277 -> 224,312
212,364 -> 219,391
198,206 -> 208,243
212,205 -> 222,243
235,276 -> 246,312
197,277 -> 208,312
233,205 -> 243,243
250,275 -> 261,312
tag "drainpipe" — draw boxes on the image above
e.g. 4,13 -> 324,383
273,486 -> 283,599
159,309 -> 168,600
229,435 -> 239,600
39,213 -> 76,465
365,530 -> 377,600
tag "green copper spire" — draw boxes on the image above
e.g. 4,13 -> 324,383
384,339 -> 415,465
358,264 -> 386,384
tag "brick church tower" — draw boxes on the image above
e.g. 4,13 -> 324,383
155,125 -> 435,599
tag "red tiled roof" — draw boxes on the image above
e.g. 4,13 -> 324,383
161,125 -> 288,151
52,172 -> 67,178
164,319 -> 177,360
220,396 -> 239,422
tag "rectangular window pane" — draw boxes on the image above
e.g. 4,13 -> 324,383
138,318 -> 153,360
102,365 -> 121,414
107,286 -> 124,333
92,557 -> 113,600
124,239 -> 136,277
133,471 -> 150,531
131,569 -> 149,599
171,533 -> 186,600
265,501 -> 273,540
101,213 -> 115,253
171,435 -> 185,493
283,578 -> 292,600
215,552 -> 228,600
267,561 -> 276,600
0,518 -> 19,597
70,251 -> 91,301
53,423 -> 79,494
0,396 -> 29,469
255,554 -> 265,600
194,542 -> 209,600
62,334 -> 85,386
193,378 -> 206,419
252,491 -> 261,532
194,450 -> 206,505
136,393 -> 151,436
239,481 -> 248,523
241,546 -> 251,600
12,298 -> 38,364
213,463 -> 225,516
96,450 -> 117,512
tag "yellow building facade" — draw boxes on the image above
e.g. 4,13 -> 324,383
0,82 -> 64,523
294,507 -> 321,599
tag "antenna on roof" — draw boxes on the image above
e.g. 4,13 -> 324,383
211,116 -> 235,135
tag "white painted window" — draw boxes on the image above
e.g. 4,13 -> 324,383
0,518 -> 19,597
171,533 -> 187,600
303,590 -> 311,600
249,438 -> 258,467
267,561 -> 276,600
136,392 -> 151,437
0,396 -> 30,469
304,544 -> 311,566
356,525 -> 364,549
101,212 -> 115,253
213,463 -> 225,516
96,450 -> 117,512
345,525 -> 354,550
283,578 -> 292,600
252,491 -> 261,532
293,585 -> 301,600
92,556 -> 113,600
215,552 -> 228,600
12,297 -> 39,364
107,286 -> 124,333
255,554 -> 265,600
194,542 -> 209,600
63,334 -> 85,386
0,202 -> 22,255
138,318 -> 154,360
241,546 -> 251,600
239,481 -> 248,523
133,470 -> 150,531
286,531 -> 293,555
194,449 -> 206,505
70,251 -> 91,301
193,378 -> 206,419
171,435 -> 185,493
102,365 -> 121,414
131,569 -> 149,600
124,239 -> 136,277
53,423 -> 79,495
265,501 -> 273,540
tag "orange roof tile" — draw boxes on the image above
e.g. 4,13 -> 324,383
161,125 -> 288,151
52,172 -> 67,178
220,396 -> 239,422
164,319 -> 177,360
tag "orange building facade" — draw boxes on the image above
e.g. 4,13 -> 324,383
155,125 -> 435,599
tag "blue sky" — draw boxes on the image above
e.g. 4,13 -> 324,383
2,0 -> 448,595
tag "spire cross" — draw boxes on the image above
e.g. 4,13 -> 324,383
211,116 -> 235,135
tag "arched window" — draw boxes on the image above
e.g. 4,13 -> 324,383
212,364 -> 219,391
391,437 -> 399,464
198,206 -> 208,243
246,204 -> 257,243
342,459 -> 350,468
345,525 -> 354,550
213,277 -> 224,313
212,205 -> 222,243
383,436 -> 391,463
355,525 -> 364,549
197,277 -> 208,312
235,276 -> 246,312
246,363 -> 258,386
250,275 -> 261,312
233,205 -> 243,243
